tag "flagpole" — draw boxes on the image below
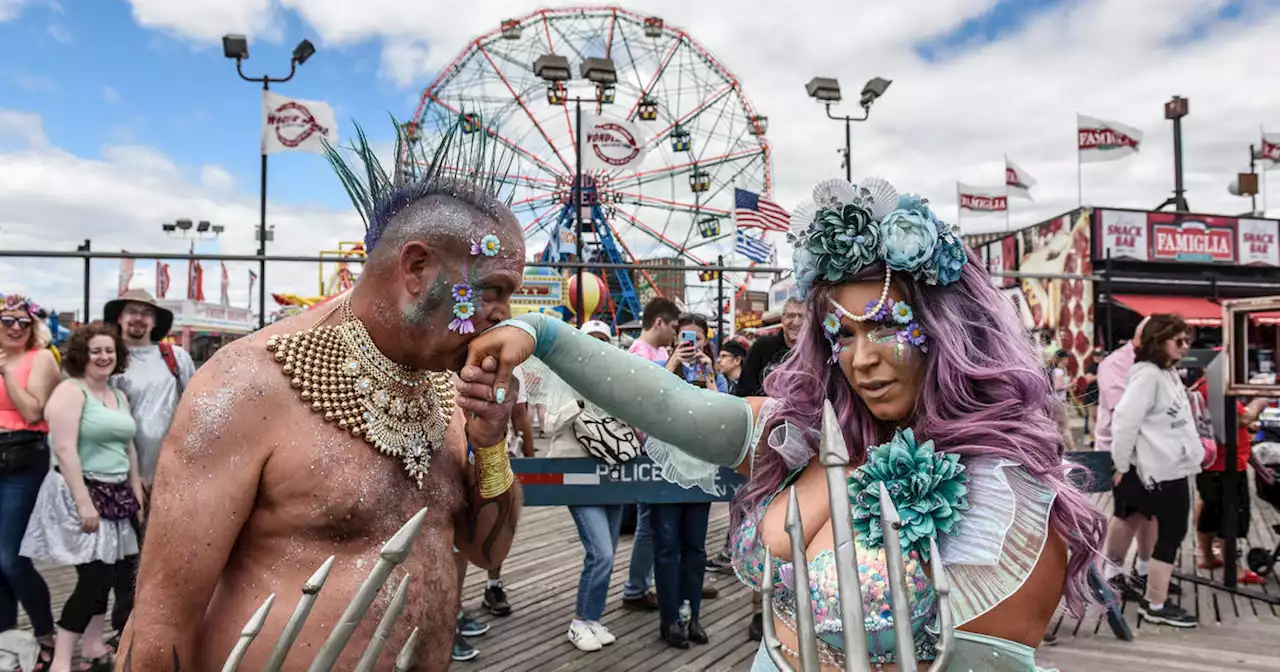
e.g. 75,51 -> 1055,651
1076,112 -> 1083,207
955,182 -> 962,232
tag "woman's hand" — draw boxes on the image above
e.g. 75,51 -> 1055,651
133,485 -> 148,526
465,324 -> 535,405
76,499 -> 100,533
1112,471 -> 1124,487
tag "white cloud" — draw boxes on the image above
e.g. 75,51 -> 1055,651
0,110 -> 48,149
0,109 -> 359,320
101,85 -> 119,103
46,23 -> 70,43
3,70 -> 58,93
199,165 -> 236,193
126,0 -> 280,44
0,0 -> 28,22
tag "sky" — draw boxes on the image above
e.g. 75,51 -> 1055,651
1,0 -> 1278,321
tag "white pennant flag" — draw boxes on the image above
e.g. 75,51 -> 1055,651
1078,114 -> 1142,163
580,114 -> 649,172
262,91 -> 338,155
1005,157 -> 1037,200
957,183 -> 1008,216
1260,130 -> 1280,169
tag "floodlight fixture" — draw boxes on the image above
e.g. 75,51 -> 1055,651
580,57 -> 617,85
196,220 -> 211,233
859,77 -> 892,108
534,54 -> 572,82
211,224 -> 226,235
292,39 -> 316,66
222,34 -> 249,60
806,77 -> 842,103
175,219 -> 193,232
161,223 -> 177,233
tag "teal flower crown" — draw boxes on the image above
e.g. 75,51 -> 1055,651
788,178 -> 968,300
846,428 -> 968,561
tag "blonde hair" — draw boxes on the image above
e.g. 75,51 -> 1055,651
30,319 -> 51,350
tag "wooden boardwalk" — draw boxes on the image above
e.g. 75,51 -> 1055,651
21,479 -> 1280,670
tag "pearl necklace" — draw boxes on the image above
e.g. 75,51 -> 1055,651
265,297 -> 456,489
829,267 -> 894,322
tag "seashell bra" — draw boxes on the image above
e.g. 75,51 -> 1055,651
732,407 -> 1057,668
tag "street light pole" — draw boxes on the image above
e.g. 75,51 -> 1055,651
806,77 -> 891,181
223,35 -> 315,329
826,105 -> 870,183
574,97 -> 585,328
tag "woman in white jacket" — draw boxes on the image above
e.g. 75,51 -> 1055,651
1110,313 -> 1201,628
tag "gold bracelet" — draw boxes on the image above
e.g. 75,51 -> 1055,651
475,440 -> 514,499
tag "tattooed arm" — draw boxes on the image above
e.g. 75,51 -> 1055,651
116,344 -> 277,671
453,363 -> 523,570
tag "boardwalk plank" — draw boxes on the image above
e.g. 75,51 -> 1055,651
16,473 -> 1280,671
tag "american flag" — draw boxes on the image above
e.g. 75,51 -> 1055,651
733,188 -> 789,232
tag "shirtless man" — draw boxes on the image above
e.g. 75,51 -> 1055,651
116,137 -> 527,671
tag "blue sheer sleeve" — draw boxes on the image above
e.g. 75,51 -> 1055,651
502,314 -> 756,468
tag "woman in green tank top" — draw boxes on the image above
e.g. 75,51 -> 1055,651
20,323 -> 142,672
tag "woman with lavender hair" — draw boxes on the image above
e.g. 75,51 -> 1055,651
463,178 -> 1105,670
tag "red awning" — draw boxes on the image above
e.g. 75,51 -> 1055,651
1111,294 -> 1224,327
1251,311 -> 1280,326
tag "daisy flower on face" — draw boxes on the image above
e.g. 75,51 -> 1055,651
452,284 -> 472,302
478,234 -> 501,257
822,313 -> 841,335
892,301 -> 913,325
452,301 -> 475,320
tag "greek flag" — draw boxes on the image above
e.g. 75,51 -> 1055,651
735,231 -> 773,264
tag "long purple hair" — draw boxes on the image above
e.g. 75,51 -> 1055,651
733,252 -> 1105,617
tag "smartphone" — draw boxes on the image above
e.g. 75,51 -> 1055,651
679,330 -> 698,349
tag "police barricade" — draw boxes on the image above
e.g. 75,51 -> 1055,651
514,453 -> 1109,505
512,456 -> 746,506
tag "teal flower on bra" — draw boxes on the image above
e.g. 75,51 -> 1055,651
847,428 -> 969,561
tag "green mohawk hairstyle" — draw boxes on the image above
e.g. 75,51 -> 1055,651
323,110 -> 517,252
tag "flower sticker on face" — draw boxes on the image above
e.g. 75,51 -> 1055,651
472,234 -> 501,257
891,301 -> 913,325
823,312 -> 844,365
452,284 -> 472,302
449,300 -> 476,334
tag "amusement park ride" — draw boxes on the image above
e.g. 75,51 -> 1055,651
275,7 -> 778,328
395,6 -> 776,328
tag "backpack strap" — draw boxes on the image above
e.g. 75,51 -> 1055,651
158,342 -> 185,395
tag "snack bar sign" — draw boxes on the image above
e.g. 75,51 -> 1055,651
1150,215 -> 1235,263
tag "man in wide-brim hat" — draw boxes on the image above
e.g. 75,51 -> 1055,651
101,287 -> 194,647
104,288 -> 174,343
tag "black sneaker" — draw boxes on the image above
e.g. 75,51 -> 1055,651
748,613 -> 763,641
1107,574 -> 1143,602
1138,600 -> 1197,628
452,632 -> 479,661
484,582 -> 512,616
706,550 -> 734,574
457,611 -> 490,637
1129,571 -> 1181,596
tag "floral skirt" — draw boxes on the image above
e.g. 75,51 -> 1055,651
19,470 -> 138,566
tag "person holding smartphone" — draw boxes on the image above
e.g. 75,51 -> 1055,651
646,314 -> 723,649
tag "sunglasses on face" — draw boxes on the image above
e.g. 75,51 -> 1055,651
0,316 -> 32,329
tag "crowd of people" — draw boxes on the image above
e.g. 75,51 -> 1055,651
1,289 -> 191,672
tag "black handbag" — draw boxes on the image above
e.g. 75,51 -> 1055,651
0,430 -> 48,474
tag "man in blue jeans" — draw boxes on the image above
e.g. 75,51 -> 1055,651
621,302 -> 718,620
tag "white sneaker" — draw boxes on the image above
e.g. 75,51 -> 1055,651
587,621 -> 616,645
568,621 -> 602,652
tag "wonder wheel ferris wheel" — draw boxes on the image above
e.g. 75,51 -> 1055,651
404,6 -> 775,326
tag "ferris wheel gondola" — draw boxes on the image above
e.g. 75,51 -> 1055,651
402,6 -> 776,327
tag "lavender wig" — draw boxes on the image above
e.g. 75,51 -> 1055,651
733,251 -> 1105,617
